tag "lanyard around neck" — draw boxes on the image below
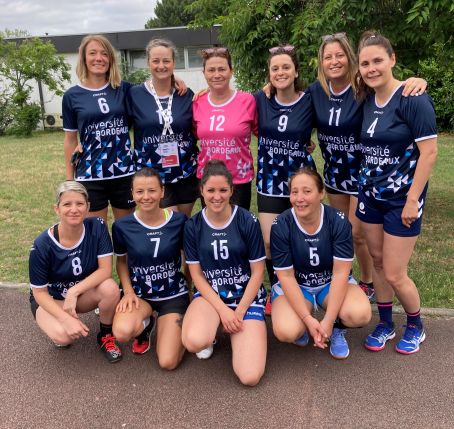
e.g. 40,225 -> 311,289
147,81 -> 174,136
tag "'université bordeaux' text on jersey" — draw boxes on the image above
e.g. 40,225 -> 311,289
126,84 -> 198,183
193,91 -> 257,184
29,217 -> 113,300
62,81 -> 135,181
271,204 -> 353,288
308,81 -> 363,194
359,86 -> 437,200
184,206 -> 266,305
112,211 -> 188,301
255,90 -> 315,197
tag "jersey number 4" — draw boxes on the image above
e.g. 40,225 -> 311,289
366,118 -> 379,137
211,239 -> 229,260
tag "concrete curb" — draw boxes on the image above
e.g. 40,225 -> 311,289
1,282 -> 454,318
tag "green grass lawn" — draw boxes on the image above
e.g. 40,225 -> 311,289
0,131 -> 453,307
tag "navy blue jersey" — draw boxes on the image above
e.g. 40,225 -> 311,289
184,206 -> 266,304
62,81 -> 135,181
360,87 -> 437,200
308,81 -> 363,194
126,84 -> 198,184
271,204 -> 353,288
112,211 -> 188,301
29,217 -> 113,300
255,90 -> 315,197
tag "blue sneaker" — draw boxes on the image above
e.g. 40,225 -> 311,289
395,324 -> 426,355
364,322 -> 396,351
330,328 -> 349,359
293,331 -> 310,347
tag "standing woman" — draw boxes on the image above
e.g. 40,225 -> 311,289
193,47 -> 257,210
255,45 -> 315,290
270,168 -> 371,359
29,181 -> 122,363
63,34 -> 135,222
182,160 -> 267,386
127,38 -> 198,218
356,32 -> 437,354
308,33 -> 427,298
112,168 -> 188,369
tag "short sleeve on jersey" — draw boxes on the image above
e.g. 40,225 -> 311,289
400,94 -> 437,142
62,92 -> 78,131
95,218 -> 114,257
112,221 -> 127,256
270,215 -> 292,270
330,211 -> 354,260
238,209 -> 265,262
183,218 -> 199,264
29,240 -> 50,287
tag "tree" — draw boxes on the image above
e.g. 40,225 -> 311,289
189,0 -> 454,93
145,0 -> 196,28
0,36 -> 71,136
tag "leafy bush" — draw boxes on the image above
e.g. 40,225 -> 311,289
418,43 -> 454,131
9,103 -> 41,137
0,92 -> 13,136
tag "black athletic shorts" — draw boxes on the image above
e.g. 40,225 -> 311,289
80,175 -> 135,212
161,174 -> 200,208
257,192 -> 292,214
144,294 -> 190,317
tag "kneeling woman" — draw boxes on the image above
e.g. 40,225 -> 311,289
182,160 -> 267,386
112,168 -> 188,370
270,168 -> 371,359
29,181 -> 122,363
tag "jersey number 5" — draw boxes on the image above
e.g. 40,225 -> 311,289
309,247 -> 320,267
211,240 -> 229,260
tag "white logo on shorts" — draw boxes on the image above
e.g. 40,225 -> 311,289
358,202 -> 365,215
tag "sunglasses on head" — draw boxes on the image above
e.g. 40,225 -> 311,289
269,44 -> 295,54
201,47 -> 229,56
321,32 -> 347,42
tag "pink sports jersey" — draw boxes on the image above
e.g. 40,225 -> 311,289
193,91 -> 258,184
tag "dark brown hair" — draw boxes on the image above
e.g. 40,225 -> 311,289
267,45 -> 303,97
356,31 -> 395,100
200,159 -> 233,188
288,167 -> 324,193
132,167 -> 163,188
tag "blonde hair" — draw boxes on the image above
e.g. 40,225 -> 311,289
317,34 -> 358,97
55,181 -> 89,206
76,34 -> 121,88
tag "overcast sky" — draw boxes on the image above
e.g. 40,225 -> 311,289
0,0 -> 159,36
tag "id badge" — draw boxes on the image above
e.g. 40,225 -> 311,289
160,140 -> 180,168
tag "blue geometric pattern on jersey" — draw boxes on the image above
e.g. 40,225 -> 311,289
29,218 -> 113,300
308,81 -> 363,194
184,206 -> 267,305
255,91 -> 315,197
112,211 -> 188,301
359,87 -> 437,200
62,81 -> 135,181
270,204 -> 353,288
127,84 -> 198,184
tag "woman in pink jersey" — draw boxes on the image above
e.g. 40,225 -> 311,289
192,47 -> 257,210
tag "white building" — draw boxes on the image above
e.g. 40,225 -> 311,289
11,26 -> 224,128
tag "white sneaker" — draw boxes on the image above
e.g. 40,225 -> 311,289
196,342 -> 214,359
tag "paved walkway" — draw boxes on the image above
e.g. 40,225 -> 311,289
1,287 -> 453,429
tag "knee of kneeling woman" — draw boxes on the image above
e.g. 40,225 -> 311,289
98,279 -> 120,300
236,367 -> 264,387
112,323 -> 134,344
158,354 -> 181,371
181,332 -> 207,354
272,324 -> 299,343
